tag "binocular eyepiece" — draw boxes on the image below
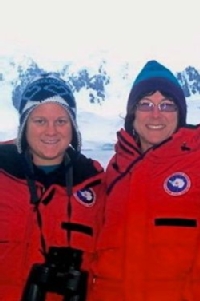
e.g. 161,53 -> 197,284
20,247 -> 88,301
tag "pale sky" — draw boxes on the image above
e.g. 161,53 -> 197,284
0,0 -> 200,72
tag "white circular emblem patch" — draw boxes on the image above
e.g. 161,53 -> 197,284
74,188 -> 96,207
164,172 -> 191,196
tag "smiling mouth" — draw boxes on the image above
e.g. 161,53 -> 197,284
42,140 -> 59,144
146,124 -> 165,129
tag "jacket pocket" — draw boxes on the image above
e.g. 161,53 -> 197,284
147,217 -> 199,279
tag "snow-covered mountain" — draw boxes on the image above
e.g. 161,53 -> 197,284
177,67 -> 200,97
1,53 -> 199,106
0,52 -> 200,166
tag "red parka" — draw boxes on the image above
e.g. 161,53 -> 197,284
90,126 -> 200,301
0,144 -> 105,301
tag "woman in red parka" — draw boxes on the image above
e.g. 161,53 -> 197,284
90,60 -> 200,301
0,73 -> 105,301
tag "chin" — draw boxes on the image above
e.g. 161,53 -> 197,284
41,151 -> 60,160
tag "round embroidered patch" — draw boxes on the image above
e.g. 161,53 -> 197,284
164,172 -> 191,196
74,188 -> 96,207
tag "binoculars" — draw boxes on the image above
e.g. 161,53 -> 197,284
20,247 -> 88,301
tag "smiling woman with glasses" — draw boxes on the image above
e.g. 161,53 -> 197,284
90,60 -> 200,301
132,90 -> 179,152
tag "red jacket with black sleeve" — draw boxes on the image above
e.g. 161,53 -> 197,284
90,126 -> 200,301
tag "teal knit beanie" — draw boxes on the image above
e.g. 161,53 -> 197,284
125,60 -> 187,134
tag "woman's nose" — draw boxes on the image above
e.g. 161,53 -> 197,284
45,122 -> 57,134
151,104 -> 161,117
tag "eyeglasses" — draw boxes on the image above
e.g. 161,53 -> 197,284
136,100 -> 178,112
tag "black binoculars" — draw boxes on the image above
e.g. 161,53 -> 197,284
20,247 -> 88,301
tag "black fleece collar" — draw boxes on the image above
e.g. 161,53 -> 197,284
0,144 -> 103,188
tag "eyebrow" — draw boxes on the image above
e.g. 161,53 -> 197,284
141,97 -> 173,102
31,115 -> 69,118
